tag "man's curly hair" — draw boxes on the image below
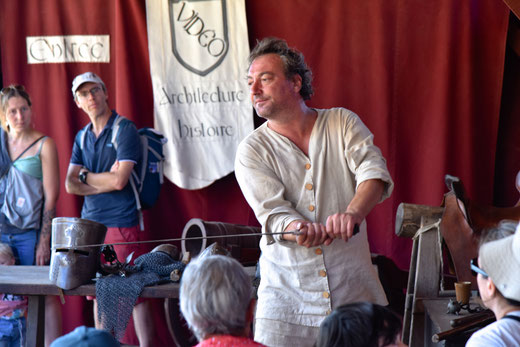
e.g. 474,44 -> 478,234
248,37 -> 314,100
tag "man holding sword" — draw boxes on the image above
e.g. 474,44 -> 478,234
235,37 -> 394,347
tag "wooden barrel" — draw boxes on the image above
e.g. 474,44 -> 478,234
181,218 -> 261,265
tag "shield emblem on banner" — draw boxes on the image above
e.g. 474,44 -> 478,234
169,0 -> 229,76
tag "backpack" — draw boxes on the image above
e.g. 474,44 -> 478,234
80,115 -> 167,229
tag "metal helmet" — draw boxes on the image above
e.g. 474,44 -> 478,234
49,217 -> 107,290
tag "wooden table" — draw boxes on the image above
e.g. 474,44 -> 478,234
0,265 -> 180,347
422,296 -> 490,347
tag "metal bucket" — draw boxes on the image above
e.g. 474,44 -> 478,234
49,217 -> 107,289
181,218 -> 261,265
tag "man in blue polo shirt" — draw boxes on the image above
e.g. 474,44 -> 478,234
65,72 -> 155,346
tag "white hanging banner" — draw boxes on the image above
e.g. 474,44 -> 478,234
145,0 -> 253,189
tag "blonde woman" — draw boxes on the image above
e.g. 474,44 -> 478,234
0,85 -> 61,345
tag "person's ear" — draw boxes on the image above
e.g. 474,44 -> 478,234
291,74 -> 302,94
485,277 -> 497,298
75,97 -> 82,109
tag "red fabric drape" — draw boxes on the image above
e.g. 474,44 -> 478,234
0,0 -> 513,345
245,0 -> 510,266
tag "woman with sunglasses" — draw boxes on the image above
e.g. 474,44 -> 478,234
0,85 -> 61,345
466,220 -> 520,346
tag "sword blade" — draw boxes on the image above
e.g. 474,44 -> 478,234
51,230 -> 303,250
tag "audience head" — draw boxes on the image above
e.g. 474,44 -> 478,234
179,254 -> 254,341
475,220 -> 520,308
0,243 -> 14,265
248,37 -> 314,100
315,302 -> 405,347
50,326 -> 119,347
0,84 -> 32,132
71,72 -> 107,100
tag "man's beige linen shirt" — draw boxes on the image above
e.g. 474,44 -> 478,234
235,107 -> 394,327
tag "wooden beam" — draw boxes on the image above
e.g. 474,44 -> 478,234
503,0 -> 520,20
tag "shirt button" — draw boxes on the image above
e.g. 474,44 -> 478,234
305,183 -> 313,190
308,205 -> 315,212
319,270 -> 327,277
323,292 -> 330,299
315,248 -> 322,255
305,163 -> 311,170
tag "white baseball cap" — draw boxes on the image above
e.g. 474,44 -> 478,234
480,222 -> 520,301
71,72 -> 106,97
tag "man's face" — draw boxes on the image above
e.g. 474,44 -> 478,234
75,82 -> 108,118
247,53 -> 301,119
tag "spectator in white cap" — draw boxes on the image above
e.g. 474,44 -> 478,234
466,220 -> 520,346
65,72 -> 154,346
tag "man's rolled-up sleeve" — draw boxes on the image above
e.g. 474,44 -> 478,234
343,113 -> 394,202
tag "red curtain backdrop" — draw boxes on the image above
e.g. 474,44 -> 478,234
0,0 -> 514,344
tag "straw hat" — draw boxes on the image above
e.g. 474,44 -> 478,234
480,222 -> 520,302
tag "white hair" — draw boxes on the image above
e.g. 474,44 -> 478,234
179,255 -> 252,341
479,220 -> 517,246
0,243 -> 14,260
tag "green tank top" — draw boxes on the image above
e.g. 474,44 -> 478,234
12,137 -> 47,180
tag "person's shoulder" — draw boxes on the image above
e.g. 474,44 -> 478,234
317,107 -> 360,128
235,123 -> 271,162
466,319 -> 518,347
113,112 -> 136,127
239,122 -> 269,146
113,113 -> 139,135
320,107 -> 357,116
317,107 -> 359,121
27,131 -> 55,152
466,323 -> 495,346
40,135 -> 58,153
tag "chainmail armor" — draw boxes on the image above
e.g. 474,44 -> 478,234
95,251 -> 186,340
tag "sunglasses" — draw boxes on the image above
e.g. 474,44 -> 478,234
0,85 -> 25,96
470,257 -> 489,278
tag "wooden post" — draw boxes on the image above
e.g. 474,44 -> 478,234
27,295 -> 45,347
408,216 -> 442,347
397,202 -> 443,345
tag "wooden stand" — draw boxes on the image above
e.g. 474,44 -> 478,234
396,202 -> 444,346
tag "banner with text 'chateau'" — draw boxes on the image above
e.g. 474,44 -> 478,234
145,0 -> 252,189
